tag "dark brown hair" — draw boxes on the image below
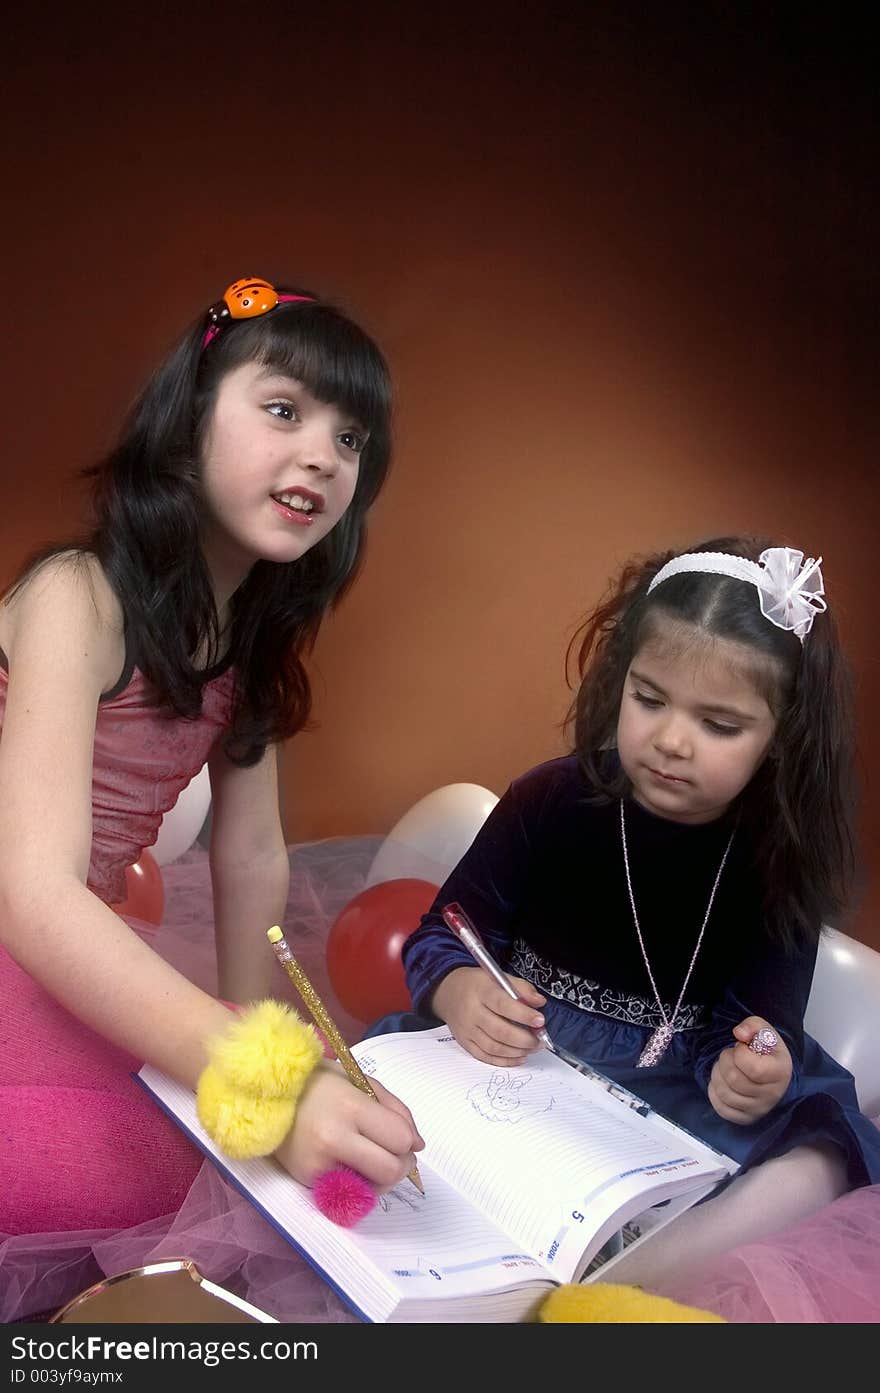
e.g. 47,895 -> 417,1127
20,287 -> 392,766
566,536 -> 855,948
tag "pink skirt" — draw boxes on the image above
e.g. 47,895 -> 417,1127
0,837 -> 377,1321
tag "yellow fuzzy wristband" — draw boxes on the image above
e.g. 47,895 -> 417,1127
539,1283 -> 725,1323
196,1000 -> 323,1160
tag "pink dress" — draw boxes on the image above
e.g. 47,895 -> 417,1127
0,655 -> 236,1242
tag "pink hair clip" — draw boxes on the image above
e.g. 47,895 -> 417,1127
202,277 -> 315,348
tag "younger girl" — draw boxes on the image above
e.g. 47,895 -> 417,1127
394,535 -> 880,1284
0,278 -> 423,1254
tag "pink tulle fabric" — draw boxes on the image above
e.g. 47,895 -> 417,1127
3,834 -> 880,1322
655,1184 -> 880,1322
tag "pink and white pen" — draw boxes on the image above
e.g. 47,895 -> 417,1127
440,901 -> 555,1052
441,901 -> 654,1110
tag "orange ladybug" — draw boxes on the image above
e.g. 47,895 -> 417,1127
223,277 -> 279,319
207,277 -> 278,328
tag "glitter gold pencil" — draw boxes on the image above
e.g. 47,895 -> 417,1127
266,926 -> 424,1196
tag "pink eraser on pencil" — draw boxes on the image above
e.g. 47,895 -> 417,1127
313,1167 -> 377,1226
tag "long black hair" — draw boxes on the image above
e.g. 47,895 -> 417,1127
24,286 -> 392,764
566,536 -> 856,948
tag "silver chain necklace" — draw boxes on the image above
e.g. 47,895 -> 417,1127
620,799 -> 735,1068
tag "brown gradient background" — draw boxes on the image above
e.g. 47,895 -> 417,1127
2,6 -> 877,946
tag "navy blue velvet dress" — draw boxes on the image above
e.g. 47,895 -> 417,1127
369,755 -> 880,1186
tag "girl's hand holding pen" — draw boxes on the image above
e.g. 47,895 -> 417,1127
431,966 -> 547,1067
273,1064 -> 425,1193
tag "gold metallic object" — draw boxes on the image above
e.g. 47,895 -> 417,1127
50,1257 -> 276,1323
266,926 -> 424,1195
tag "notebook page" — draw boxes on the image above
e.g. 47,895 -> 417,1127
137,1067 -> 552,1319
353,1028 -> 728,1282
319,1168 -> 550,1304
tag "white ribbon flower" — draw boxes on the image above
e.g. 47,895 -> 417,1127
647,545 -> 828,643
756,547 -> 826,641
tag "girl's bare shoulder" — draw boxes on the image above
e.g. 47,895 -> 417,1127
1,550 -> 125,690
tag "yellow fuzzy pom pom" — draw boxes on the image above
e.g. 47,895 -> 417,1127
539,1282 -> 725,1323
196,1063 -> 296,1159
208,1000 -> 322,1098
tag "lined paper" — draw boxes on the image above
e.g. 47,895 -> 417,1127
138,1026 -> 732,1319
353,1029 -> 730,1274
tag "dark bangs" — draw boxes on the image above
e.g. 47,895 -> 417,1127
200,294 -> 392,504
637,581 -> 798,715
257,305 -> 389,430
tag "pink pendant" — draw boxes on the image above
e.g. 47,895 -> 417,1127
637,1023 -> 674,1068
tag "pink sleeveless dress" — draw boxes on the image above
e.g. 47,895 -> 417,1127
0,655 -> 237,1241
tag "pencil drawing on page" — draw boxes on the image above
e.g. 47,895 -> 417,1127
467,1070 -> 555,1124
378,1186 -> 424,1215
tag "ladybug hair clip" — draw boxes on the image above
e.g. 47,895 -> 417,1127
202,277 -> 315,348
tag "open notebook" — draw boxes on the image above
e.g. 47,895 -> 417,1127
138,1026 -> 737,1323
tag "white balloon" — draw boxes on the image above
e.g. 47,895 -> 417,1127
366,783 -> 499,889
152,764 -> 212,866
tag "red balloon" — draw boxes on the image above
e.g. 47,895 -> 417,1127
326,879 -> 438,1023
111,849 -> 165,925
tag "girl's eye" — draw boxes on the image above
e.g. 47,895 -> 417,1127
705,720 -> 741,738
266,401 -> 296,422
338,429 -> 367,454
633,691 -> 663,709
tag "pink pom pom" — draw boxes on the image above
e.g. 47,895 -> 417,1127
313,1167 -> 377,1226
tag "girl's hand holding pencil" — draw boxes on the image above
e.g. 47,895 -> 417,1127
266,927 -> 425,1197
273,1064 -> 424,1194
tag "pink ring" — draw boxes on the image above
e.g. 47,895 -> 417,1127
749,1026 -> 778,1055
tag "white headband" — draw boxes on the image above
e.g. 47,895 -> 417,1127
646,547 -> 826,643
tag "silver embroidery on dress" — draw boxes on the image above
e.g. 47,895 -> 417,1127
507,940 -> 707,1031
